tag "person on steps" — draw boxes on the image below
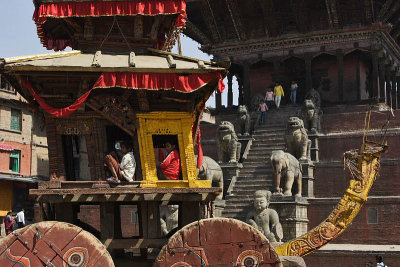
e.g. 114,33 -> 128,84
274,82 -> 284,109
258,99 -> 268,125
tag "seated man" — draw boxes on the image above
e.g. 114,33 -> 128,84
104,141 -> 136,183
157,141 -> 181,180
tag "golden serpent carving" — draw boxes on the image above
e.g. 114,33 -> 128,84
275,123 -> 388,256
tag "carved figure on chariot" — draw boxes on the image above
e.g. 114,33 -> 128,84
216,121 -> 242,163
270,150 -> 302,197
284,117 -> 311,161
160,205 -> 179,237
246,190 -> 284,243
237,105 -> 251,136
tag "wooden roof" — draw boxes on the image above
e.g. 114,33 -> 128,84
2,49 -> 225,74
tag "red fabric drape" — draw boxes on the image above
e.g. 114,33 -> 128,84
196,127 -> 203,169
20,78 -> 93,117
33,0 -> 186,51
21,72 -> 224,118
93,72 -> 225,93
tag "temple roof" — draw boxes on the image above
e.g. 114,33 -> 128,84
185,0 -> 400,52
2,50 -> 225,73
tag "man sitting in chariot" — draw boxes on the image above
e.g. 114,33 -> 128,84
104,141 -> 136,183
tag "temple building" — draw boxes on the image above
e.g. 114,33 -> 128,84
185,1 -> 400,266
0,1 -> 399,266
186,0 -> 400,109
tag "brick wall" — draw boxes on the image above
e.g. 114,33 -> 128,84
78,205 -> 140,237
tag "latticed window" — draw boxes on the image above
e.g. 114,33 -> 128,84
10,109 -> 21,131
9,150 -> 20,173
367,207 -> 378,224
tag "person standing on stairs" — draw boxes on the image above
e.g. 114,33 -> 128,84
274,82 -> 284,109
257,99 -> 268,125
264,87 -> 275,110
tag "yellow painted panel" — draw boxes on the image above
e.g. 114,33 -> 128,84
0,181 -> 13,216
137,112 -> 206,188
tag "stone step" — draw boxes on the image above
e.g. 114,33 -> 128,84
247,148 -> 284,154
239,168 -> 272,174
250,146 -> 285,152
234,182 -> 273,188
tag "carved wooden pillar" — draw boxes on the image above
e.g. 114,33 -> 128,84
356,58 -> 361,101
396,75 -> 400,109
378,59 -> 386,102
273,60 -> 281,82
385,69 -> 391,104
86,119 -> 106,180
227,72 -> 233,107
237,75 -> 244,105
305,56 -> 312,92
389,70 -> 396,107
216,90 -> 222,110
336,49 -> 344,101
243,63 -> 251,108
371,51 -> 379,101
45,117 -> 66,178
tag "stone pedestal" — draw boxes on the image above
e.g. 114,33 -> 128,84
308,133 -> 320,162
300,160 -> 315,198
213,199 -> 226,217
270,196 -> 309,242
238,135 -> 254,160
220,162 -> 243,197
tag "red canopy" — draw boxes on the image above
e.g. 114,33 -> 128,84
33,0 -> 187,51
21,71 -> 224,118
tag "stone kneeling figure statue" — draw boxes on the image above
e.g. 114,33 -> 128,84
246,190 -> 283,243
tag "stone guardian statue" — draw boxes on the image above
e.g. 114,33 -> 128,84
270,150 -> 302,197
285,117 -> 311,161
246,190 -> 283,242
216,121 -> 241,163
237,105 -> 251,136
301,99 -> 322,133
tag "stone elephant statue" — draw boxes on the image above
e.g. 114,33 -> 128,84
237,105 -> 251,136
196,156 -> 223,200
301,99 -> 322,133
216,121 -> 242,163
270,150 -> 302,197
285,117 -> 311,161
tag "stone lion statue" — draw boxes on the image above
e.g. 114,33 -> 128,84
305,88 -> 321,108
216,121 -> 242,163
237,105 -> 251,136
271,150 -> 302,197
301,99 -> 322,133
284,117 -> 311,161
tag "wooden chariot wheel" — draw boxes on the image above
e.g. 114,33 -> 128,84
155,217 -> 282,267
0,221 -> 114,267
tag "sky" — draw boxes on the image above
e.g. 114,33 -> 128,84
0,1 -> 238,107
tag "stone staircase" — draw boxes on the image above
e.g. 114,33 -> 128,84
221,105 -> 299,221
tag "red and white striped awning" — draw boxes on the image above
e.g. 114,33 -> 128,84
0,144 -> 14,151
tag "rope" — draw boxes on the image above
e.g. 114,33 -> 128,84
98,16 -> 117,51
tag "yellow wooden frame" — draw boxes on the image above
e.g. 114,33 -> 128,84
136,112 -> 210,188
